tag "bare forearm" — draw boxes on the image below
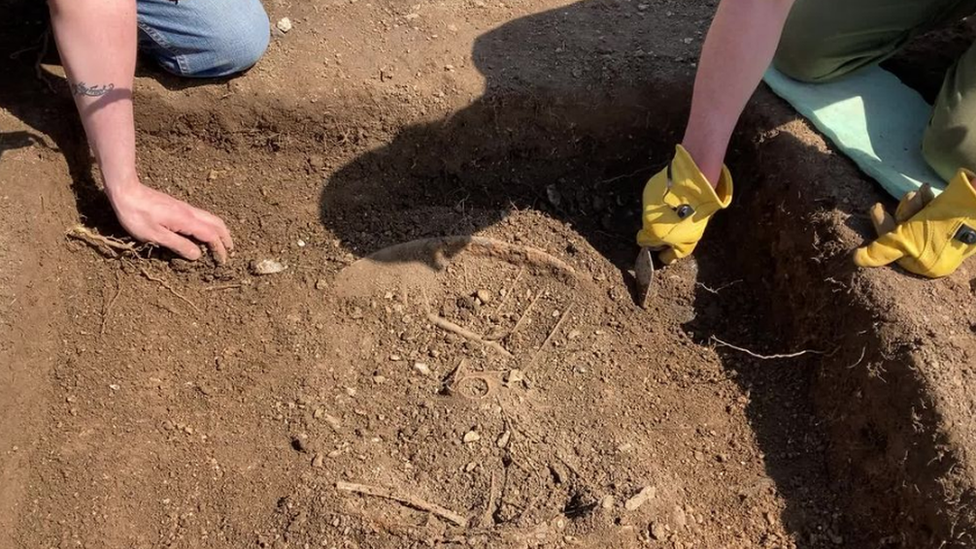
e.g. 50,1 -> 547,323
682,0 -> 795,184
49,0 -> 138,199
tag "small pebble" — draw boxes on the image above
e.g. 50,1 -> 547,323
276,17 -> 293,33
650,522 -> 666,541
315,279 -> 328,290
673,506 -> 688,528
496,430 -> 511,448
413,362 -> 431,376
476,289 -> 492,304
624,486 -> 656,511
506,369 -> 524,385
250,259 -> 287,275
311,454 -> 324,468
463,430 -> 481,443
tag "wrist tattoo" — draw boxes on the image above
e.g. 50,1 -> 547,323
71,82 -> 116,97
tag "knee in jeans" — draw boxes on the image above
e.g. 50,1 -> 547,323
196,1 -> 270,76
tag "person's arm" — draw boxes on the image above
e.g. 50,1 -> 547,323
681,0 -> 796,186
48,0 -> 232,262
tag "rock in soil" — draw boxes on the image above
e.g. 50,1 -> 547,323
250,259 -> 287,275
625,486 -> 656,511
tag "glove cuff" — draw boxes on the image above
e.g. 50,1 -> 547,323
941,168 -> 976,208
673,145 -> 733,213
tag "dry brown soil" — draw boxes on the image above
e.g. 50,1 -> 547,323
2,1 -> 976,549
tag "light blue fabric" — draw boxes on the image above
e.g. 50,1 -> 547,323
136,0 -> 270,78
764,66 -> 947,199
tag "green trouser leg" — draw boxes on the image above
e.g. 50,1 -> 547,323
773,0 -> 976,180
923,41 -> 976,181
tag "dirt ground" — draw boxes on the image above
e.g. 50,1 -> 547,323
2,1 -> 976,548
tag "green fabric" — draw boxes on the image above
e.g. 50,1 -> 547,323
764,66 -> 946,199
765,0 -> 976,199
922,39 -> 976,182
775,0 -> 976,84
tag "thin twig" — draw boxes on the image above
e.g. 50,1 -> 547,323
101,269 -> 124,335
481,471 -> 499,528
139,266 -> 200,313
510,293 -> 541,335
526,303 -> 574,368
428,314 -> 514,358
492,267 -> 524,317
202,282 -> 242,292
710,336 -> 825,360
336,481 -> 468,528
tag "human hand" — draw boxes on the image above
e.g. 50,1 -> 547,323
636,145 -> 733,264
855,169 -> 976,278
107,179 -> 233,263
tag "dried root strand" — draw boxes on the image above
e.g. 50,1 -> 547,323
67,225 -> 137,258
428,314 -> 514,358
710,336 -> 826,360
138,266 -> 200,313
336,481 -> 468,528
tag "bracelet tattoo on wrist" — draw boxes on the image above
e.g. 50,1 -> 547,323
71,82 -> 116,97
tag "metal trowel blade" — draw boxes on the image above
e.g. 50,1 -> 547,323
634,247 -> 655,309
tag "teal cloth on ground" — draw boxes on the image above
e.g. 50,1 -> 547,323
763,66 -> 947,199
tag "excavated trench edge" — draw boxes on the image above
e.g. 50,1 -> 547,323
132,87 -> 975,548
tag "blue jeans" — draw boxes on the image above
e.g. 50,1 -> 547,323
136,0 -> 270,78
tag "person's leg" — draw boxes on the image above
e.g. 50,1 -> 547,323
923,40 -> 976,180
136,0 -> 270,78
774,0 -> 976,83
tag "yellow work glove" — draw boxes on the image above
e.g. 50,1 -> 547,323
854,168 -> 976,278
636,145 -> 733,264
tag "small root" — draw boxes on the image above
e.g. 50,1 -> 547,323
335,481 -> 468,528
847,347 -> 867,369
33,28 -> 58,94
67,225 -> 137,258
428,314 -> 513,358
526,302 -> 574,369
510,293 -> 541,336
710,336 -> 827,360
696,280 -> 742,295
202,282 -> 242,292
138,266 -> 200,313
491,267 -> 524,317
